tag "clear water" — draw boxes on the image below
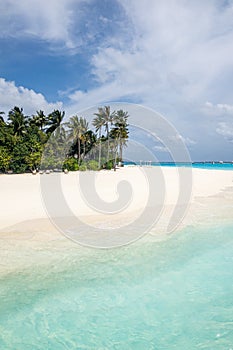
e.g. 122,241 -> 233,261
0,224 -> 233,349
125,161 -> 233,171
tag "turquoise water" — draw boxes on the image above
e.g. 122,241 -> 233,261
125,161 -> 233,171
0,224 -> 233,349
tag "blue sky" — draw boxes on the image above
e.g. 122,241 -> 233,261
0,0 -> 233,160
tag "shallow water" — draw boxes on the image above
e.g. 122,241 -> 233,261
125,161 -> 233,171
0,223 -> 233,349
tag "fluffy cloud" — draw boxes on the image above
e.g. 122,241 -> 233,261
0,0 -> 130,54
216,122 -> 233,142
89,0 -> 233,106
203,101 -> 233,116
0,78 -> 62,115
182,137 -> 196,146
2,0 -> 233,109
0,0 -> 89,50
62,0 -> 233,160
153,145 -> 168,153
171,134 -> 196,147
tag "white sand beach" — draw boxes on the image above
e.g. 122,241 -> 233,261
1,167 -> 233,228
0,167 -> 233,273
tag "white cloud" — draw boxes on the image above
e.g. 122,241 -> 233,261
216,122 -> 233,142
153,145 -> 168,152
66,81 -> 142,116
171,134 -> 196,146
203,101 -> 233,116
0,78 -> 62,115
3,0 -> 233,108
184,137 -> 197,146
62,0 -> 233,118
0,0 -> 90,50
62,0 -> 233,160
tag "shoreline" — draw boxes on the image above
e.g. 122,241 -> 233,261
0,167 -> 233,274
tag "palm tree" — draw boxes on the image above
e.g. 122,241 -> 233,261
113,110 -> 129,163
46,110 -> 65,134
48,124 -> 68,164
8,106 -> 28,137
31,110 -> 47,130
82,130 -> 96,159
79,118 -> 89,161
104,106 -> 115,161
109,126 -> 121,169
92,112 -> 105,168
53,124 -> 67,144
66,116 -> 88,165
94,106 -> 115,163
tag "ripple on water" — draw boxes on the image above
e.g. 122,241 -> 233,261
0,223 -> 233,349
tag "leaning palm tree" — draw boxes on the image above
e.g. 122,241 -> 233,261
46,110 -> 65,134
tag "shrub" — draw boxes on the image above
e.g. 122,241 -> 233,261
11,162 -> 28,174
79,164 -> 87,171
104,160 -> 114,170
87,160 -> 99,171
0,147 -> 11,172
63,157 -> 79,171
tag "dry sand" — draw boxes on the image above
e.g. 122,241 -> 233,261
1,166 -> 232,229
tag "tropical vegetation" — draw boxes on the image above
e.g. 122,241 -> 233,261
0,106 -> 129,173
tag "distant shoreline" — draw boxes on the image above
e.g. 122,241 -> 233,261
125,161 -> 233,169
1,161 -> 233,176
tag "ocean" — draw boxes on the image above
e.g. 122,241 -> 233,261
125,161 -> 233,171
0,222 -> 233,349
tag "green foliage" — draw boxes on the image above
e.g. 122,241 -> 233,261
0,124 -> 13,149
31,110 -> 48,130
87,160 -> 99,170
46,110 -> 65,134
0,105 -> 129,173
79,164 -> 87,171
41,156 -> 63,170
10,141 -> 29,173
25,152 -> 42,171
63,157 -> 79,171
104,160 -> 114,170
0,147 -> 11,172
8,106 -> 29,137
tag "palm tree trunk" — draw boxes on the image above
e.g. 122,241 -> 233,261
98,128 -> 102,169
114,137 -> 119,170
78,138 -> 81,165
120,138 -> 123,162
106,123 -> 109,162
82,137 -> 86,161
